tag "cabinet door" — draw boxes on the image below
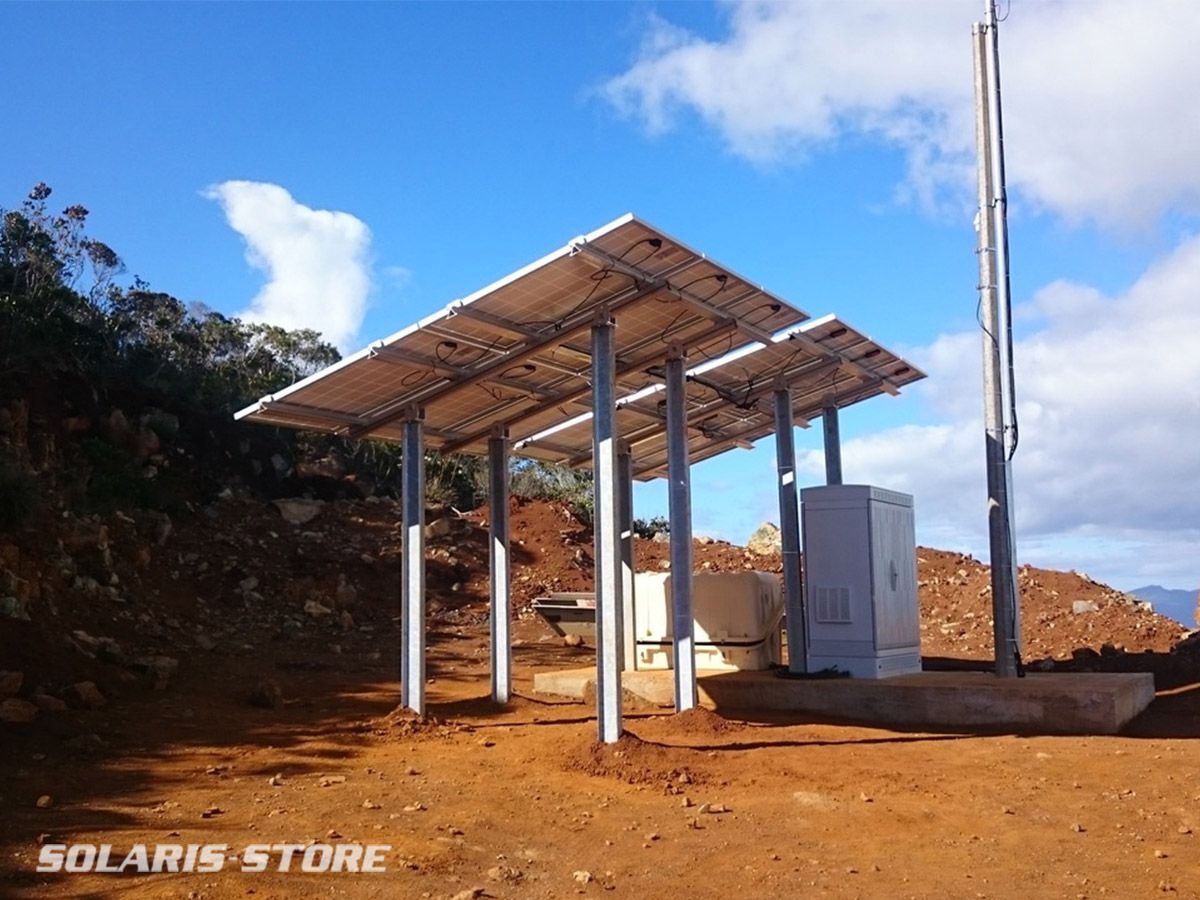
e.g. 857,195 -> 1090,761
870,501 -> 920,650
804,505 -> 873,645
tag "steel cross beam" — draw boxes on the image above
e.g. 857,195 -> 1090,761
779,332 -> 902,396
347,279 -> 670,440
437,316 -> 741,456
369,345 -> 560,401
570,242 -> 779,345
258,399 -> 370,429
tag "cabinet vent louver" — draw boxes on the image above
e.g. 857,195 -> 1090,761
814,586 -> 852,623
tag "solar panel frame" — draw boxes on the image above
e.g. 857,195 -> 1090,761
235,214 -> 810,455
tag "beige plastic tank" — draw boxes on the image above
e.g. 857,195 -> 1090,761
632,571 -> 783,671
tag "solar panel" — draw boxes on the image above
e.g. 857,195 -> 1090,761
235,214 -> 809,455
513,314 -> 926,480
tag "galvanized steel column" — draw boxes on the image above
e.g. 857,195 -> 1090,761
665,347 -> 697,711
775,386 -> 807,674
822,400 -> 843,486
400,407 -> 426,714
488,427 -> 512,704
591,314 -> 624,742
617,441 -> 637,673
975,15 -> 1020,677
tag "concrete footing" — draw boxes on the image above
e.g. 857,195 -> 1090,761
533,667 -> 1156,735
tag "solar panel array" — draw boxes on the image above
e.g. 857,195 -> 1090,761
515,314 -> 925,479
236,214 -> 924,477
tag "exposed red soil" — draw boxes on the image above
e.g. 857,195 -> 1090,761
3,496 -> 1200,898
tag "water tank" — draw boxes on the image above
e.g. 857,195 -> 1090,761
801,485 -> 921,678
633,571 -> 783,671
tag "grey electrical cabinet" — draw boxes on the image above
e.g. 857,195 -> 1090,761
800,485 -> 922,678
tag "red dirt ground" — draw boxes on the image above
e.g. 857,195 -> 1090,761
2,497 -> 1199,898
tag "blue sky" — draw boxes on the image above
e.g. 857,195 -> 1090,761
4,2 -> 1198,597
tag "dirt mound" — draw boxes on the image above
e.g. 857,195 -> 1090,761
567,732 -> 702,787
916,547 -> 1187,662
375,705 -> 451,739
649,705 -> 742,738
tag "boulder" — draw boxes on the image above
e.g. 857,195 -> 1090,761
425,517 -> 454,540
272,498 -> 325,526
746,522 -> 782,556
0,670 -> 22,696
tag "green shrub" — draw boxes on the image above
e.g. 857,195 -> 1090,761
633,516 -> 669,538
509,459 -> 594,525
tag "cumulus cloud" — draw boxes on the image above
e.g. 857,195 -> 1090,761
604,0 -> 1200,226
795,234 -> 1200,587
206,181 -> 373,350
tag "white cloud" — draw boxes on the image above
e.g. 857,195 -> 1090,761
798,233 -> 1200,588
604,0 -> 1200,227
206,181 -> 373,350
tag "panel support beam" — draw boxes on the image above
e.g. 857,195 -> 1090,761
488,427 -> 512,704
591,314 -> 624,742
258,399 -> 370,429
438,318 -> 741,456
822,399 -> 844,486
774,386 -> 807,674
370,344 -> 559,401
350,279 -> 670,440
571,243 -> 777,344
400,406 -> 427,714
665,348 -> 697,711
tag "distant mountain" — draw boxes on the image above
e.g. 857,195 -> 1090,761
1129,585 -> 1198,627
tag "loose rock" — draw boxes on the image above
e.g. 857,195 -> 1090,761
73,681 -> 106,709
0,698 -> 38,723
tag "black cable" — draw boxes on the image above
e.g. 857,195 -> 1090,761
549,237 -> 665,327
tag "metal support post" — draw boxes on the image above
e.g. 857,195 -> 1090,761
591,313 -> 624,742
617,441 -> 637,673
974,11 -> 1021,677
400,407 -> 427,713
665,347 -> 697,711
822,399 -> 843,486
488,427 -> 512,704
774,385 -> 807,673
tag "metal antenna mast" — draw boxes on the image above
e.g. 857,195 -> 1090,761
973,0 -> 1022,677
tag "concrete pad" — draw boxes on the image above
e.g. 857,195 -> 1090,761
532,666 -> 1156,735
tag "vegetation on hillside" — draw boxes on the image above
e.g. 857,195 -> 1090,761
0,184 -> 595,525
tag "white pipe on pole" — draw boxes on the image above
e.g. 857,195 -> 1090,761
617,441 -> 637,673
488,427 -> 512,704
401,407 -> 427,711
665,348 -> 697,711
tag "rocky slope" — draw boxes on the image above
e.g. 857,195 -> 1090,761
3,495 -> 1197,726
